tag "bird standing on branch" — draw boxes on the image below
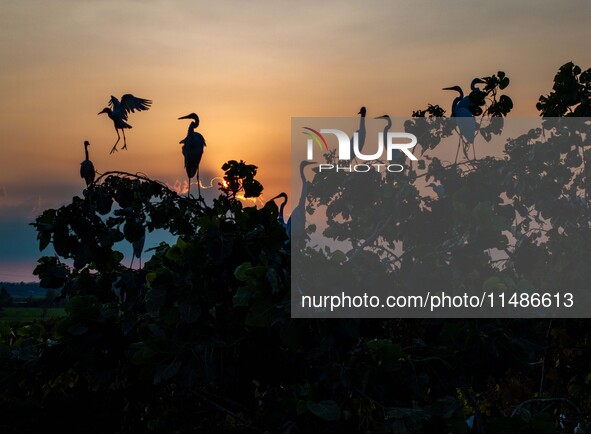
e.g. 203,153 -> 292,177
270,192 -> 289,233
178,113 -> 206,199
80,140 -> 95,187
375,114 -> 396,159
289,161 -> 315,248
458,78 -> 487,116
443,85 -> 477,161
98,94 -> 152,154
130,231 -> 146,269
350,106 -> 367,160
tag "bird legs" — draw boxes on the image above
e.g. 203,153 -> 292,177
121,129 -> 128,151
196,170 -> 203,201
187,172 -> 204,202
454,134 -> 476,163
110,130 -> 121,154
130,255 -> 142,270
110,129 -> 128,154
454,136 -> 462,164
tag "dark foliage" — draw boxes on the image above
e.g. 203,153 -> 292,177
0,63 -> 590,433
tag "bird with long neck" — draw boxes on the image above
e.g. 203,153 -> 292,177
443,85 -> 477,161
270,192 -> 288,230
288,161 -> 315,248
80,140 -> 95,187
375,114 -> 392,153
443,86 -> 466,117
458,78 -> 486,115
350,106 -> 367,160
179,113 -> 206,199
357,106 -> 367,152
269,192 -> 290,243
98,94 -> 152,154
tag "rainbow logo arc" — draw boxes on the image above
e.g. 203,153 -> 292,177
302,127 -> 329,152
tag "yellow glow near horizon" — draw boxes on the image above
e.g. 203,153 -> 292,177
1,1 -> 591,280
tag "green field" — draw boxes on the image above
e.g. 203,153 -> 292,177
0,307 -> 65,325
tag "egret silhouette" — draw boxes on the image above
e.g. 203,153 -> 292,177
458,78 -> 486,115
178,113 -> 206,199
289,161 -> 315,247
443,86 -> 468,117
443,85 -> 477,161
130,231 -> 146,269
350,106 -> 367,160
98,94 -> 152,154
375,114 -> 398,159
270,192 -> 289,231
80,140 -> 95,186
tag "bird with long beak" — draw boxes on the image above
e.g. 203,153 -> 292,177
270,192 -> 289,232
374,114 -> 399,160
458,78 -> 487,115
178,113 -> 206,199
289,161 -> 316,248
443,85 -> 477,161
98,94 -> 152,154
374,114 -> 392,143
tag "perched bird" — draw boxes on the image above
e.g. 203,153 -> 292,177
289,161 -> 315,247
130,229 -> 146,269
443,85 -> 477,161
350,106 -> 367,159
270,192 -> 289,233
178,113 -> 206,199
80,140 -> 95,186
443,86 -> 469,117
131,235 -> 145,269
458,78 -> 487,116
375,114 -> 391,136
375,114 -> 399,159
98,94 -> 152,154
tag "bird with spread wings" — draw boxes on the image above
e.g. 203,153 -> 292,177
98,94 -> 152,154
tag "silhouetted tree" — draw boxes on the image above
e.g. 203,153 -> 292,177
0,63 -> 589,434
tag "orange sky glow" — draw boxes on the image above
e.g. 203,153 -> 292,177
1,0 -> 591,280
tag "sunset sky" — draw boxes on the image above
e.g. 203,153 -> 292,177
1,0 -> 591,281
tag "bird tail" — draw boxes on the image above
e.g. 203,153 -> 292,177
121,120 -> 132,129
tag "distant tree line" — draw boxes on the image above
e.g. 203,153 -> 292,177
0,283 -> 62,308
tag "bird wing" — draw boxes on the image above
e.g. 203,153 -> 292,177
119,94 -> 152,118
195,132 -> 206,147
182,133 -> 206,153
108,96 -> 123,117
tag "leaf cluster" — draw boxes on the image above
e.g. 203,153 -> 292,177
0,65 -> 590,433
